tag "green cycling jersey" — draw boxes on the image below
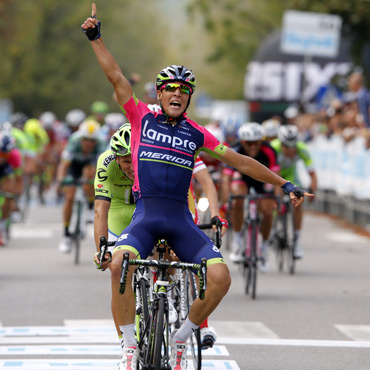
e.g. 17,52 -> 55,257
94,149 -> 135,239
270,139 -> 314,186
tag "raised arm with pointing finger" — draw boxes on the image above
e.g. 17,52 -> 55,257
81,3 -> 132,106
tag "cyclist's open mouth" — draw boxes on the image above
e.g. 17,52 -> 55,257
170,101 -> 181,108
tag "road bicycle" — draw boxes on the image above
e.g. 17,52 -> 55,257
119,239 -> 207,370
62,179 -> 88,264
228,190 -> 276,299
270,194 -> 296,274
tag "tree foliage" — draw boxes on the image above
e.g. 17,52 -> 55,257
187,0 -> 370,97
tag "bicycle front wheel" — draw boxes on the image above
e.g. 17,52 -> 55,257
152,298 -> 166,370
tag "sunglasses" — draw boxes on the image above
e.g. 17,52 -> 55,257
161,83 -> 192,95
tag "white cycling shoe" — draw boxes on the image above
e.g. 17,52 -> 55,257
118,346 -> 138,370
168,297 -> 178,324
170,330 -> 188,370
59,236 -> 72,253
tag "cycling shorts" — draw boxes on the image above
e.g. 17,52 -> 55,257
114,198 -> 225,266
0,163 -> 14,180
66,159 -> 95,182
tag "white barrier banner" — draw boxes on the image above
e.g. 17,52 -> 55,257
306,134 -> 370,199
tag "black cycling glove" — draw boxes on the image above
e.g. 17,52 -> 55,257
82,17 -> 101,41
282,181 -> 306,198
211,216 -> 228,229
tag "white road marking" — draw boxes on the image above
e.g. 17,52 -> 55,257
0,344 -> 229,356
0,326 -> 116,337
217,337 -> 370,348
211,321 -> 279,339
0,359 -> 241,369
335,325 -> 370,341
11,229 -> 54,238
64,320 -> 115,327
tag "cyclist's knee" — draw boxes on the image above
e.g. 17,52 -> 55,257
207,263 -> 231,297
110,249 -> 136,281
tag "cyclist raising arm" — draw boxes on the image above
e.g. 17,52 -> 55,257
82,5 -> 313,370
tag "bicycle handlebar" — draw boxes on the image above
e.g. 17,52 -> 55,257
198,223 -> 222,249
98,236 -> 114,266
228,193 -> 277,202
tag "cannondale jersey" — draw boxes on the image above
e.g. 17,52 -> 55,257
122,95 -> 226,203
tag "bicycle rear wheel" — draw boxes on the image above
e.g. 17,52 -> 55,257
184,270 -> 202,370
244,224 -> 258,299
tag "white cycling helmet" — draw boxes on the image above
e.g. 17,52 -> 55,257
284,105 -> 299,120
78,119 -> 100,139
147,104 -> 162,113
278,125 -> 299,147
39,111 -> 57,129
105,112 -> 126,131
65,109 -> 86,128
238,122 -> 264,141
262,119 -> 280,138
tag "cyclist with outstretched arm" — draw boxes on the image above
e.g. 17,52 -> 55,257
82,4 -> 313,369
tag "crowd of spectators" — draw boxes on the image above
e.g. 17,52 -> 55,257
278,71 -> 370,150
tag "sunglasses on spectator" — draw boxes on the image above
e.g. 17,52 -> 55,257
161,83 -> 192,95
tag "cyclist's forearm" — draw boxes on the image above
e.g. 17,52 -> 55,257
90,38 -> 132,105
56,161 -> 69,182
195,169 -> 219,217
309,171 -> 317,192
94,200 -> 110,251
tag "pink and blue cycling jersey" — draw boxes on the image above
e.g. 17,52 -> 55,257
117,96 -> 227,263
122,95 -> 227,203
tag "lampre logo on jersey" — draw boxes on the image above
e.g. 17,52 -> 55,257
142,120 -> 197,153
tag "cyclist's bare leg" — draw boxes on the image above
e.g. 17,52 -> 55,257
188,263 -> 231,326
82,164 -> 96,200
62,185 -> 76,227
258,198 -> 275,241
293,203 -> 303,231
110,249 -> 136,337
230,181 -> 247,232
0,177 -> 15,219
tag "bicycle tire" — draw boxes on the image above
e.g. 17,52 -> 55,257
185,271 -> 202,370
135,275 -> 150,346
250,223 -> 258,299
73,200 -> 83,265
152,297 -> 165,370
272,216 -> 285,272
244,223 -> 258,299
285,205 -> 296,275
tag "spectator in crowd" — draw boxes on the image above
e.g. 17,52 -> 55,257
347,71 -> 370,129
